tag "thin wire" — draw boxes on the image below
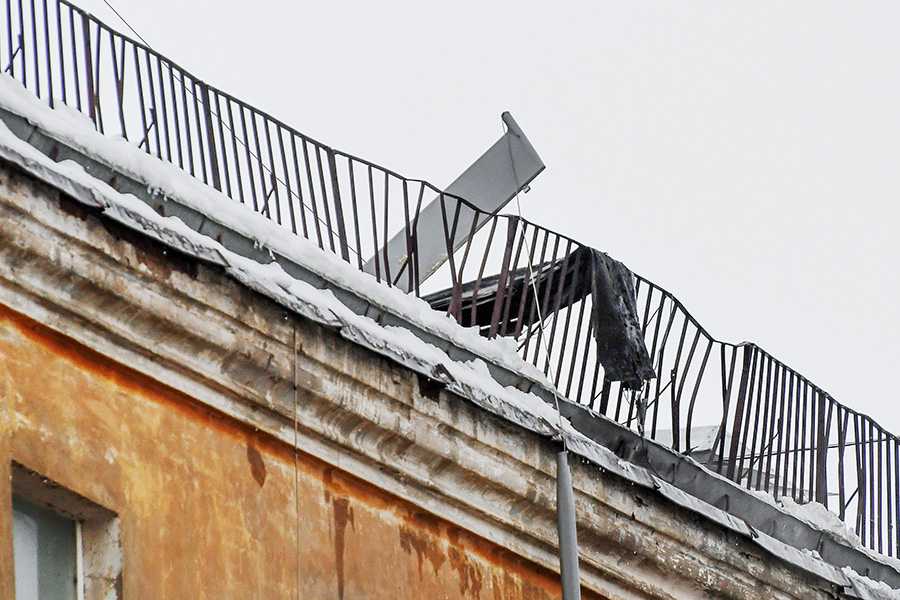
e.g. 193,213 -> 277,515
100,0 -> 149,46
99,0 -> 358,258
292,318 -> 301,600
503,121 -> 567,449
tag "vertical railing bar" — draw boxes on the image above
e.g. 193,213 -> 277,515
837,409 -> 849,520
668,318 -> 694,449
683,338 -> 713,454
855,415 -> 866,540
68,4 -> 80,110
643,304 -> 677,436
595,380 -> 611,415
532,233 -> 561,371
144,49 -> 162,158
55,0 -> 66,105
798,381 -> 810,502
437,195 -> 461,305
613,378 -> 627,422
191,79 -> 209,185
30,0 -> 38,98
567,297 -> 589,399
398,180 -> 413,290
467,215 -> 499,329
877,427 -> 885,554
180,72 -> 197,176
347,156 -> 364,264
90,20 -> 103,132
738,351 -> 763,488
81,12 -> 96,125
225,98 -> 245,203
771,366 -> 789,499
54,0 -> 69,104
327,149 -> 350,262
782,371 -> 801,499
553,246 -> 586,391
787,377 -> 800,499
407,184 -> 428,293
815,393 -> 831,507
238,105 -> 258,210
539,237 -> 569,377
753,358 -> 774,491
726,346 -> 753,481
109,32 -> 126,138
131,43 -> 148,149
7,0 -> 14,78
712,345 -> 738,475
379,176 -> 392,282
41,0 -> 52,107
640,292 -> 668,424
499,220 -> 528,337
886,431 -> 892,556
155,56 -> 172,162
214,93 -> 232,198
290,134 -> 310,238
894,441 -> 900,555
488,217 -> 518,337
759,362 -> 780,493
675,327 -> 704,428
314,145 -> 335,250
366,165 -> 379,279
512,226 -> 539,341
528,230 -> 555,367
263,119 -> 281,222
588,322 -> 605,414
517,227 -> 544,355
17,0 -> 25,86
166,63 -> 183,168
550,241 -> 580,387
346,158 -> 362,265
276,125 -> 294,232
201,82 -> 222,191
869,420 -> 876,548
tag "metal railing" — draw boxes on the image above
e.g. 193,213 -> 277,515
2,0 -> 898,558
440,215 -> 900,556
1,0 -> 482,294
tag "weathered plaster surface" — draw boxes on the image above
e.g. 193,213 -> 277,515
0,161 -> 849,599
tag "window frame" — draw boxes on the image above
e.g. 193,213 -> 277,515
11,463 -> 121,600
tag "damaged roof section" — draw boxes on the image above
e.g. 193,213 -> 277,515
424,244 -> 655,389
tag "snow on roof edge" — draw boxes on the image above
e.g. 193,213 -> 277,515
0,73 -> 893,597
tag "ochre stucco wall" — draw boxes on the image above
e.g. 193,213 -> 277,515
0,303 -> 593,599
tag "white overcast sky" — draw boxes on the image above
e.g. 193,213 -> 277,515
79,1 -> 900,429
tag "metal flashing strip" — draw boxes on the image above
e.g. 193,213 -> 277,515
362,112 -> 545,291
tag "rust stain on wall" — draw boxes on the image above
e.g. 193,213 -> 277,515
1,300 -> 576,600
246,440 -> 267,488
398,523 -> 446,579
323,468 -> 357,600
331,496 -> 355,600
448,544 -> 484,598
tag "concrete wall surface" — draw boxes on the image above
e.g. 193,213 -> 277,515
0,161 -> 849,599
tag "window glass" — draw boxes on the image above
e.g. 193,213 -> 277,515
12,495 -> 77,600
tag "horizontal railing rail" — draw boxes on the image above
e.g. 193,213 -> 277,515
3,0 -> 898,559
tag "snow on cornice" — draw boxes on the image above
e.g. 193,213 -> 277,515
0,72 -> 896,598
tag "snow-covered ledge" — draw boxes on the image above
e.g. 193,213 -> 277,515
0,72 -> 897,598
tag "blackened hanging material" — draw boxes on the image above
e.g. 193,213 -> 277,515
587,249 -> 655,389
425,244 -> 655,389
